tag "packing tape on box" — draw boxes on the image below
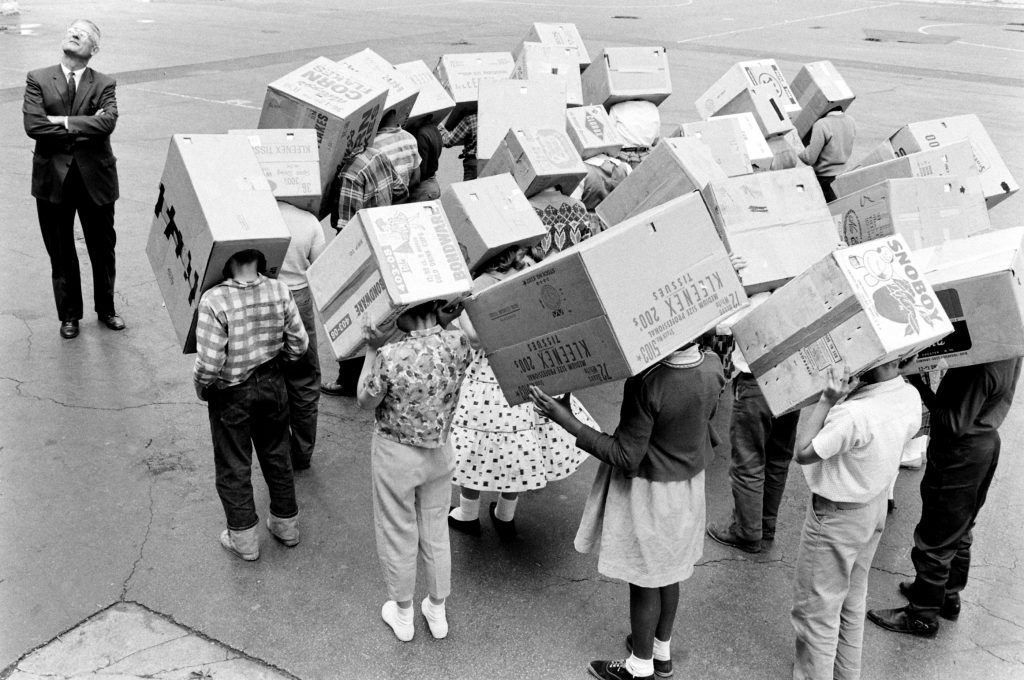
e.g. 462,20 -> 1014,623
746,294 -> 860,378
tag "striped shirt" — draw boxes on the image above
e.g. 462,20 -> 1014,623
192,275 -> 308,389
439,113 -> 477,157
333,146 -> 404,230
371,127 -> 421,187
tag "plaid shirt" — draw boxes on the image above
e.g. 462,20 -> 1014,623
332,146 -> 405,230
192,276 -> 308,389
439,113 -> 477,157
371,127 -> 421,187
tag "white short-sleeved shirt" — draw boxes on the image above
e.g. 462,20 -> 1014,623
806,376 -> 922,503
277,202 -> 327,290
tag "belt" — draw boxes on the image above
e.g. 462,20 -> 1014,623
811,493 -> 871,511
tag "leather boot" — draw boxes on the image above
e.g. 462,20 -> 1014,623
267,513 -> 300,547
220,526 -> 260,561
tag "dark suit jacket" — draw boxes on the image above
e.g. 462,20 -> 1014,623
23,64 -> 119,205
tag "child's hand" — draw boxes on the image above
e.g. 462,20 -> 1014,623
529,386 -> 579,434
729,253 -> 748,275
363,322 -> 389,349
822,365 -> 859,404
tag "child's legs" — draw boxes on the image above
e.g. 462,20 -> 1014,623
791,496 -> 863,680
417,442 -> 455,601
460,487 -> 480,500
656,583 -> 680,642
628,584 -> 661,659
207,380 -> 258,530
835,496 -> 887,680
250,364 -> 297,520
371,435 -> 422,602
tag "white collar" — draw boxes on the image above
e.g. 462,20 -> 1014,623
61,64 -> 86,81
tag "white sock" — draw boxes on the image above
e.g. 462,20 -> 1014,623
395,603 -> 413,623
653,637 -> 671,661
625,653 -> 654,677
495,495 -> 518,522
449,494 -> 480,521
421,597 -> 448,639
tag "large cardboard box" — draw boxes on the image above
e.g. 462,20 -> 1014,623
678,118 -> 752,177
790,61 -> 855,139
515,23 -> 590,70
911,228 -> 1024,373
227,129 -> 321,215
701,166 -> 841,294
480,127 -> 587,197
439,174 -> 548,272
889,114 -> 1019,208
831,141 -> 977,199
433,52 -> 515,125
829,176 -> 990,249
465,193 -> 747,404
513,42 -> 583,106
850,140 -> 897,170
709,112 -> 773,170
335,49 -> 420,126
476,78 -> 568,162
147,135 -> 292,353
258,57 -> 387,219
696,59 -> 801,119
711,84 -> 794,139
395,59 -> 455,126
581,46 -> 672,107
565,105 -> 624,159
596,137 -> 727,228
305,202 -> 473,359
732,235 -> 954,415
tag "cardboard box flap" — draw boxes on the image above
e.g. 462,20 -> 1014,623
516,23 -> 591,67
336,48 -> 420,123
914,228 -> 1024,284
395,59 -> 456,124
265,57 -> 388,118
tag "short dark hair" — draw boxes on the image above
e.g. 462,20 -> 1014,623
222,249 -> 266,278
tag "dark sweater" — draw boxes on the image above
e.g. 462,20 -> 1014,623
575,351 -> 725,482
917,358 -> 1022,440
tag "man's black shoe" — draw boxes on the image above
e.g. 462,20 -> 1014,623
60,320 -> 79,339
706,523 -> 761,554
866,606 -> 939,638
625,634 -> 673,678
899,581 -> 960,620
100,314 -> 125,331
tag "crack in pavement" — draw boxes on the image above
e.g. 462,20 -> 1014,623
94,631 -> 192,672
869,564 -> 916,578
1,376 -> 196,411
120,478 -> 156,601
970,636 -> 1024,666
697,556 -> 791,568
971,600 -> 1024,632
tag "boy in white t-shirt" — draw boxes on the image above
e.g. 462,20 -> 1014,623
790,360 -> 921,680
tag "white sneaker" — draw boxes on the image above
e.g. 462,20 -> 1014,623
381,601 -> 414,642
421,597 -> 449,639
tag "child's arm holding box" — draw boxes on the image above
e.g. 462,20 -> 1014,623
795,366 -> 860,465
356,323 -> 391,411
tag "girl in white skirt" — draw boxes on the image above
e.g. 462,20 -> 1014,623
447,245 -> 598,539
530,343 -> 725,680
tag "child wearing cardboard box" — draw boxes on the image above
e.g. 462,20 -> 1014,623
798,107 -> 856,202
193,249 -> 309,561
356,300 -> 475,642
439,113 -> 479,181
530,341 -> 725,680
447,246 -> 597,539
790,361 -> 921,680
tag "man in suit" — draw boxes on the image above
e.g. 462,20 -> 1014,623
24,19 -> 124,339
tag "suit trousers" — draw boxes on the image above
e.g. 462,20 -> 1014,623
36,162 -> 116,321
370,433 -> 453,602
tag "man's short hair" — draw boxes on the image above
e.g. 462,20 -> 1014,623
71,19 -> 101,46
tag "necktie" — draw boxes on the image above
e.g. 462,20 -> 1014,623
67,71 -> 77,107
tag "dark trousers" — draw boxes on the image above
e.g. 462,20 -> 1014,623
462,155 -> 478,181
729,373 -> 801,541
907,432 -> 1000,621
285,287 -> 320,467
817,174 -> 837,203
36,163 -> 117,321
207,360 -> 297,530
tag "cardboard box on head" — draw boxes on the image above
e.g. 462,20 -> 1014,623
257,57 -> 387,220
732,234 -> 953,415
910,228 -> 1024,373
227,129 -> 321,215
829,176 -> 990,249
889,114 -> 1019,208
479,127 -> 587,198
696,59 -> 801,119
305,201 -> 473,359
434,52 -> 515,127
515,22 -> 590,70
395,60 -> 456,127
147,134 -> 292,353
476,78 -> 568,163
832,140 -> 977,199
581,46 -> 672,107
335,48 -> 420,126
439,174 -> 548,273
708,112 -> 774,170
709,84 -> 794,139
701,166 -> 841,294
465,193 -> 747,404
677,118 -> 753,177
565,105 -> 624,159
513,42 -> 583,106
790,61 -> 855,139
595,137 -> 726,229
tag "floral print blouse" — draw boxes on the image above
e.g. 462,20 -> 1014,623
365,326 -> 475,448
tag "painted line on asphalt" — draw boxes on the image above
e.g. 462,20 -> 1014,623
128,86 -> 260,110
920,22 -> 1024,53
677,2 -> 900,43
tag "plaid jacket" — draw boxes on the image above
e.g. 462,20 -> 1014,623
332,146 -> 405,230
371,127 -> 421,187
439,114 -> 477,157
192,275 -> 308,388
